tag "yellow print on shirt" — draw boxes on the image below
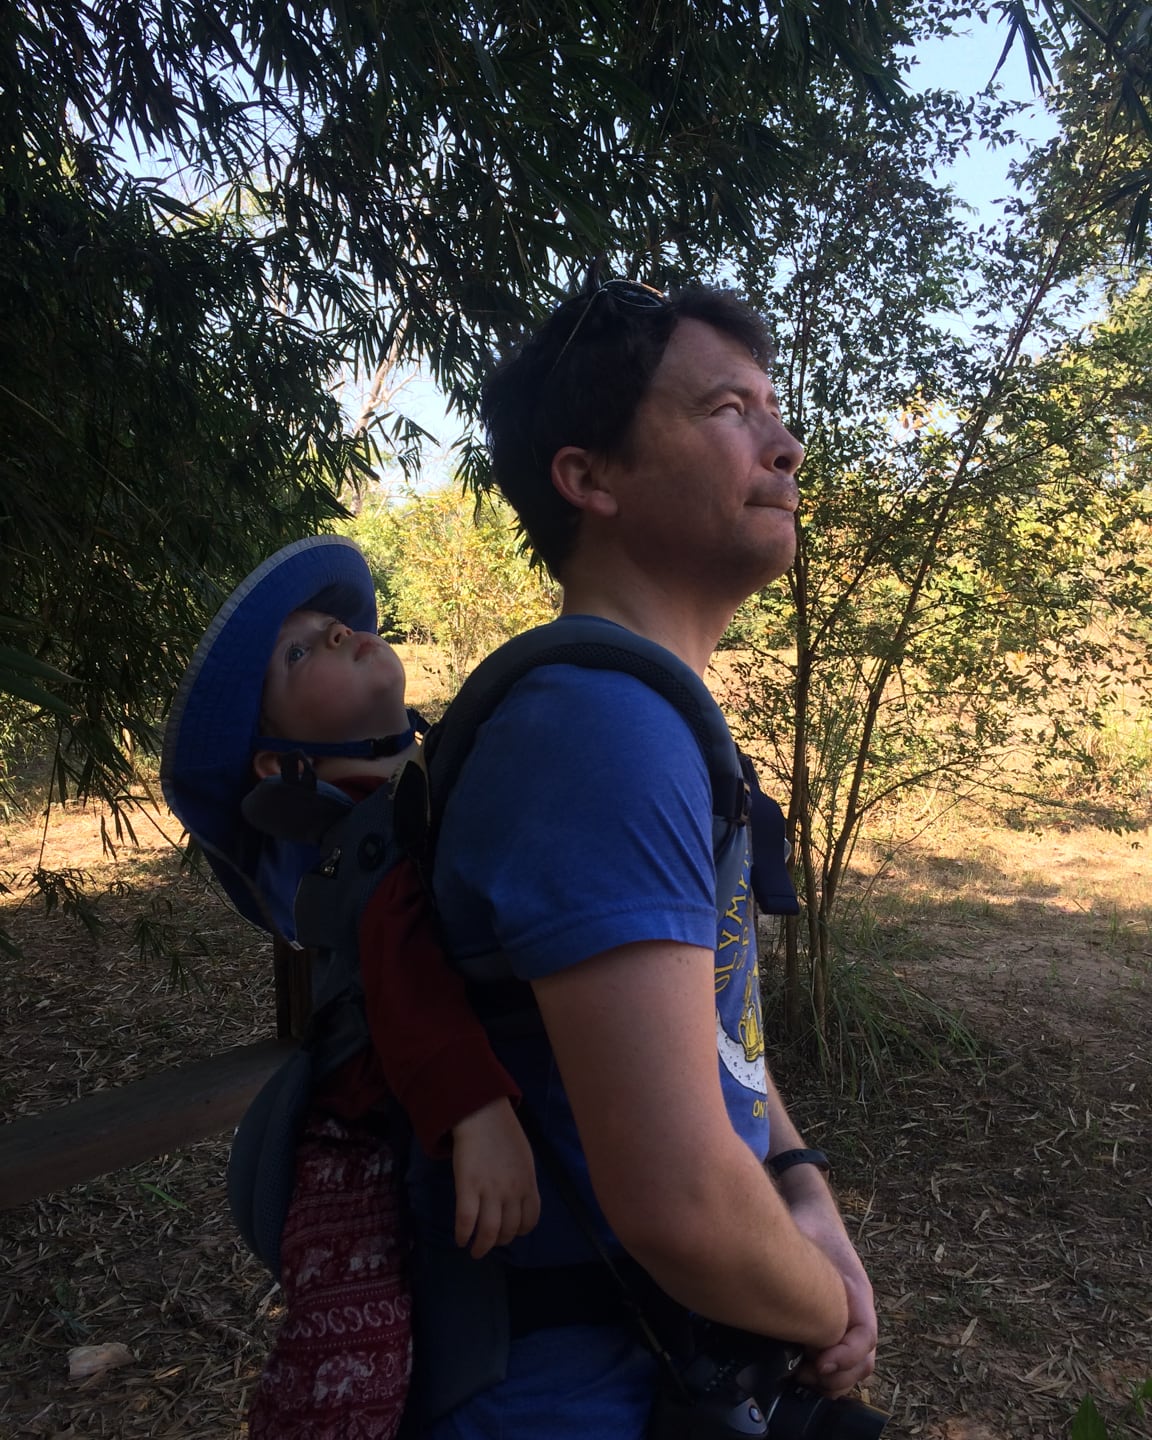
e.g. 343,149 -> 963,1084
714,866 -> 751,997
738,969 -> 764,1064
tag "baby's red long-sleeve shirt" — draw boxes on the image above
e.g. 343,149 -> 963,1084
312,775 -> 519,1154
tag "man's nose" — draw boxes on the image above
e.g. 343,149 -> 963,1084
763,418 -> 804,476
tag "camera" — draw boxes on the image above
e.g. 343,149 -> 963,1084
646,1323 -> 889,1440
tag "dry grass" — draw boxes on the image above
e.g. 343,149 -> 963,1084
2,783 -> 1151,1438
1,794 -> 278,1437
390,642 -> 451,712
786,805 -> 1152,1439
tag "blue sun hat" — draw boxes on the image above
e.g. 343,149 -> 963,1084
160,536 -> 378,938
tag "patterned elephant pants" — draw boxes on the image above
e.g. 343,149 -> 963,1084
247,1113 -> 412,1440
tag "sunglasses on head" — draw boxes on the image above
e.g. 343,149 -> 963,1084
546,278 -> 668,377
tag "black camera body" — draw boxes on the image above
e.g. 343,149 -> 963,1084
646,1324 -> 889,1440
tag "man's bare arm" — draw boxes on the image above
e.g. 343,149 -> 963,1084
531,939 -> 849,1349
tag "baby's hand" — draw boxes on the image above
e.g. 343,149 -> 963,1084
451,1098 -> 541,1258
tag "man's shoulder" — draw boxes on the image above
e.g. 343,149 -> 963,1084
437,656 -> 713,820
470,664 -> 710,797
433,654 -> 719,975
429,618 -> 731,807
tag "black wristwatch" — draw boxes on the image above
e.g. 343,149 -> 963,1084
767,1148 -> 831,1178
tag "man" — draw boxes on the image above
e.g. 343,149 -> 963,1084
416,280 -> 877,1437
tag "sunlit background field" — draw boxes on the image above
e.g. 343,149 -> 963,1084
2,637 -> 1149,1439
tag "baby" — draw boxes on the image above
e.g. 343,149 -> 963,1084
162,535 -> 539,1440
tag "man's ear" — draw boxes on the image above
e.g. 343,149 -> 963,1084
551,446 -> 618,519
252,749 -> 283,780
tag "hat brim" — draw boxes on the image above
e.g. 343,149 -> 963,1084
160,536 -> 378,935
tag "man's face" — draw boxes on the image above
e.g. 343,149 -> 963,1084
260,608 -> 406,743
599,317 -> 804,594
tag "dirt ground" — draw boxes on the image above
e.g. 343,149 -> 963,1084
1,790 -> 1149,1440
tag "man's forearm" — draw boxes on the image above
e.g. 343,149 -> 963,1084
762,1061 -> 813,1159
533,942 -> 852,1348
615,1132 -> 851,1348
761,1060 -> 859,1258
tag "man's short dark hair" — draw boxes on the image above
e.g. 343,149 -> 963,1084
480,284 -> 775,577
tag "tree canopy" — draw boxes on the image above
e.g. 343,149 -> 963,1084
711,29 -> 1152,1045
2,0 -> 923,806
342,485 -> 559,693
0,0 -> 1146,811
3,0 -> 917,395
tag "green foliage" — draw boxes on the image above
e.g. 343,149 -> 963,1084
0,644 -> 75,716
1073,1395 -> 1112,1440
760,902 -> 987,1088
1035,1 -> 1152,260
349,485 -> 560,693
1071,1378 -> 1152,1440
18,867 -> 103,940
1,0 -> 917,406
1064,706 -> 1152,812
719,38 -> 1152,1045
336,499 -> 405,640
0,0 -> 928,811
130,896 -> 214,992
0,147 -> 369,808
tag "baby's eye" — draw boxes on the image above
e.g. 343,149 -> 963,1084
285,642 -> 307,666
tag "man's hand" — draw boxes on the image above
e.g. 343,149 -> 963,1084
782,1183 -> 877,1396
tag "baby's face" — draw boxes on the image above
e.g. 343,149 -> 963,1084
260,609 -> 407,744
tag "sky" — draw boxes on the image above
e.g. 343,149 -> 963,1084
907,11 -> 1060,217
377,12 -> 1063,477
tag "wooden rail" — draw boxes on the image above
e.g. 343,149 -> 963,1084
0,1037 -> 296,1210
2,939 -> 313,1211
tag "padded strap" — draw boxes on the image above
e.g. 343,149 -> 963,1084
426,620 -> 750,835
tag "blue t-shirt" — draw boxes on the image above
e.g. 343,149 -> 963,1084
420,628 -> 770,1433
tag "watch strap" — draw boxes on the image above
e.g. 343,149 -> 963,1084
767,1147 -> 830,1178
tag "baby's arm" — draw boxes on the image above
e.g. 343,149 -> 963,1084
355,849 -> 540,1256
451,1097 -> 541,1258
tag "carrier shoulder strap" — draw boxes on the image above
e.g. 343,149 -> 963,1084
424,619 -> 751,836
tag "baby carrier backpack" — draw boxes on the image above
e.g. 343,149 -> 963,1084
228,617 -> 798,1280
